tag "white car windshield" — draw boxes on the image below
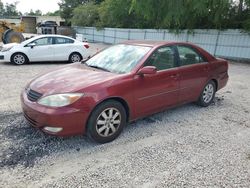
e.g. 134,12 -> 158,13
85,44 -> 151,74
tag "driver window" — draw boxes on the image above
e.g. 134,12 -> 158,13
145,46 -> 176,71
32,37 -> 53,46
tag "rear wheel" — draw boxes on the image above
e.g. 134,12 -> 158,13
11,53 -> 28,65
197,80 -> 216,107
69,52 -> 82,63
87,100 -> 126,143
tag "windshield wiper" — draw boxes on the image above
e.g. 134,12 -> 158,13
87,65 -> 110,72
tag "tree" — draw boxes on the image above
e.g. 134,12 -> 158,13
98,0 -> 146,28
26,9 -> 42,16
228,0 -> 250,30
3,2 -> 19,17
72,2 -> 99,26
0,0 -> 4,17
59,0 -> 89,25
60,0 -> 250,30
44,10 -> 60,16
130,0 -> 232,30
58,0 -> 104,25
238,0 -> 250,30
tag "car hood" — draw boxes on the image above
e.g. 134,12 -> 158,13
29,63 -> 120,95
2,43 -> 18,48
1,43 -> 18,51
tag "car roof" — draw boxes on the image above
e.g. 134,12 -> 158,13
122,40 -> 194,48
32,34 -> 75,40
122,40 -> 177,47
121,40 -> 216,61
21,34 -> 76,45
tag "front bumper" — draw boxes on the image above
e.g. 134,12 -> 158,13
0,51 -> 11,62
21,90 -> 90,136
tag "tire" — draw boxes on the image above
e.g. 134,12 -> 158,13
87,100 -> 127,143
11,53 -> 28,65
197,80 -> 216,107
3,30 -> 25,44
69,52 -> 82,63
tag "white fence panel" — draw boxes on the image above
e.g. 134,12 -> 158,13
145,30 -> 164,40
93,29 -> 104,42
129,29 -> 145,40
103,28 -> 115,43
74,27 -> 250,60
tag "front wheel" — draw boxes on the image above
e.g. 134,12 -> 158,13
87,100 -> 127,143
197,81 -> 216,107
11,53 -> 28,65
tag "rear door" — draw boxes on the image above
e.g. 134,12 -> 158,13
25,37 -> 54,62
134,46 -> 180,117
53,37 -> 75,61
176,45 -> 210,103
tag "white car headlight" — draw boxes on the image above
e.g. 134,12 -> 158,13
1,46 -> 13,52
38,93 -> 84,107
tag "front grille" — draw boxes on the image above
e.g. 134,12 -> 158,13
27,89 -> 43,102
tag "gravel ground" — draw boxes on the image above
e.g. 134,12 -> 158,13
0,43 -> 249,188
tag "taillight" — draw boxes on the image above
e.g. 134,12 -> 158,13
84,44 -> 89,49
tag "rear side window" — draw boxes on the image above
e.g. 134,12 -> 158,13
54,37 -> 74,44
144,46 -> 176,71
177,46 -> 205,66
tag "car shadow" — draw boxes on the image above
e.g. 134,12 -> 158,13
0,96 -> 225,168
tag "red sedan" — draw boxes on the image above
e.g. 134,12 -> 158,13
21,41 -> 229,143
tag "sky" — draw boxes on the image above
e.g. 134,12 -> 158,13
2,0 -> 61,14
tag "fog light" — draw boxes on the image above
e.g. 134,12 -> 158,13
43,126 -> 63,133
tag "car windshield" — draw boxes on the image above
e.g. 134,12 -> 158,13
21,37 -> 37,44
85,44 -> 151,74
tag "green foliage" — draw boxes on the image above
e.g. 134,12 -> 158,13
44,10 -> 61,16
59,0 -> 87,24
26,9 -> 42,16
0,0 -> 4,17
58,0 -> 103,25
64,0 -> 250,30
72,2 -> 99,26
130,0 -> 232,29
0,1 -> 20,17
71,0 -> 147,28
98,0 -> 146,28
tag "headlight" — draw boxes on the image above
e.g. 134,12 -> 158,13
38,93 -> 84,107
1,46 -> 13,52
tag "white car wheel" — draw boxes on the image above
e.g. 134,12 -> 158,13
11,53 -> 28,65
69,53 -> 82,63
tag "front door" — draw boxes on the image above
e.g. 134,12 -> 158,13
25,37 -> 54,62
134,46 -> 180,118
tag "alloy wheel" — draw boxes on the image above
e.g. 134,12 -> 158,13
95,107 -> 121,137
71,54 -> 81,62
202,83 -> 214,103
13,54 -> 25,65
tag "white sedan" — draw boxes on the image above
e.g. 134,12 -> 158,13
0,35 -> 90,65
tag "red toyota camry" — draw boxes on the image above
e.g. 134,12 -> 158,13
21,41 -> 228,143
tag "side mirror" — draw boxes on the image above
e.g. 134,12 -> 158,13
137,66 -> 157,75
27,43 -> 36,48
